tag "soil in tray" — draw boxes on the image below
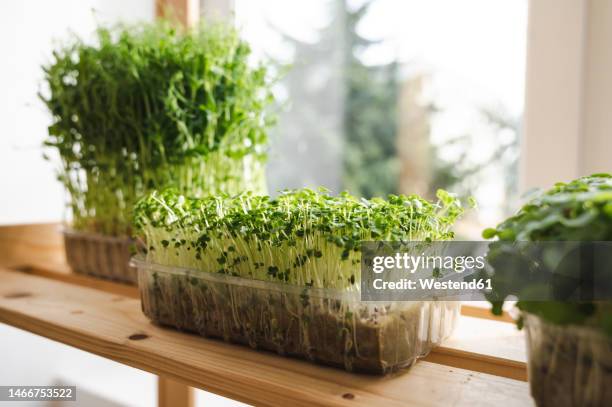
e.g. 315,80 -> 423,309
526,317 -> 612,407
140,270 -> 442,374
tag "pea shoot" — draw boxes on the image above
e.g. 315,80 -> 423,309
41,21 -> 275,236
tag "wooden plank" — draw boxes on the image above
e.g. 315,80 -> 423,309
0,223 -> 526,381
7,264 -> 527,381
158,377 -> 193,407
0,269 -> 532,407
12,265 -> 139,299
0,223 -> 65,270
0,224 -> 515,322
424,316 -> 527,381
156,0 -> 200,27
0,223 -> 137,299
461,303 -> 514,323
0,223 -> 190,407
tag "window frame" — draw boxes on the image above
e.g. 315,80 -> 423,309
195,0 -> 612,194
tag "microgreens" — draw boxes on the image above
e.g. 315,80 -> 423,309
41,21 -> 275,236
134,188 -> 464,290
483,174 -> 612,335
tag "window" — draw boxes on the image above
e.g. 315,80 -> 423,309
233,0 -> 528,237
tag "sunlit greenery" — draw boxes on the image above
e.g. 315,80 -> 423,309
134,188 -> 464,289
484,174 -> 612,335
42,21 -> 275,236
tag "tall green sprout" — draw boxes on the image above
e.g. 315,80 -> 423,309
41,21 -> 275,236
483,174 -> 612,335
133,188 -> 464,290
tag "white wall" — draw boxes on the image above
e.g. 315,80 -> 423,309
0,323 -> 157,407
521,0 -> 612,192
520,0 -> 585,191
582,0 -> 612,175
0,0 -> 155,225
0,3 -> 245,405
0,2 -> 160,406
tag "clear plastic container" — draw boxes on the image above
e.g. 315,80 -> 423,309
132,256 -> 461,374
524,313 -> 612,407
64,230 -> 137,283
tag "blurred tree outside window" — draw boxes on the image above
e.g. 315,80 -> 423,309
235,0 -> 527,236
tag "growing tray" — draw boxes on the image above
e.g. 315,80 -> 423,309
524,313 -> 612,407
133,257 -> 461,374
64,230 -> 137,284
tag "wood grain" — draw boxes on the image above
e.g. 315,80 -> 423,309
0,222 -> 138,299
424,315 -> 527,381
461,303 -> 514,323
0,222 -> 526,382
158,376 -> 193,407
0,269 -> 532,407
0,223 -> 188,407
156,0 -> 199,27
12,264 -> 139,299
0,223 -> 65,270
0,223 -> 516,325
6,263 -> 527,381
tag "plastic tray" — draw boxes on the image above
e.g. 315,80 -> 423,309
133,256 -> 460,374
524,313 -> 612,407
64,230 -> 137,283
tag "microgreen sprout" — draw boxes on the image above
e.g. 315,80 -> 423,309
41,21 -> 275,236
134,188 -> 465,290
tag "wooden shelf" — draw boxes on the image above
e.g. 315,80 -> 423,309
8,262 -> 527,381
424,315 -> 526,381
0,269 -> 531,407
0,223 -> 532,406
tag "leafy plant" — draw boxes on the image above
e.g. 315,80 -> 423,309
342,1 -> 400,198
483,174 -> 612,335
41,21 -> 275,236
134,188 -> 464,290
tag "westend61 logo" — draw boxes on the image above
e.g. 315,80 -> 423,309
362,242 -> 492,300
360,241 -> 612,302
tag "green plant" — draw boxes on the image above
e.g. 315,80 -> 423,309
483,174 -> 612,336
133,188 -> 465,289
41,21 -> 275,236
